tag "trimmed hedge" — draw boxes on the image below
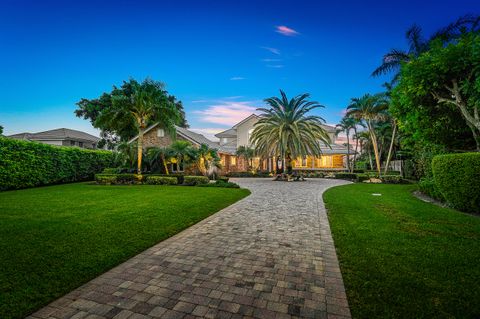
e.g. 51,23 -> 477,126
381,175 -> 404,184
418,177 -> 445,201
356,173 -> 370,182
102,168 -> 119,174
94,173 -> 143,185
226,171 -> 271,177
147,173 -> 185,184
145,176 -> 178,185
198,180 -> 240,188
183,176 -> 209,186
0,137 -> 114,191
334,173 -> 358,180
432,153 -> 480,213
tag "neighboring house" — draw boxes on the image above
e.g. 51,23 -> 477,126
8,128 -> 100,149
216,114 -> 350,171
131,114 -> 349,174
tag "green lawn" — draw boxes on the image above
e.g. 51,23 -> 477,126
324,183 -> 480,319
0,183 -> 250,319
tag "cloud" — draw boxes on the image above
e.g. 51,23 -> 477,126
266,64 -> 284,68
261,58 -> 282,62
275,25 -> 299,36
261,46 -> 280,55
194,101 -> 259,126
230,76 -> 246,81
191,99 -> 209,103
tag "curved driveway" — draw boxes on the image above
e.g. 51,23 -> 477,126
30,178 -> 351,319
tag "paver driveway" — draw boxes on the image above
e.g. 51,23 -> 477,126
30,178 -> 351,319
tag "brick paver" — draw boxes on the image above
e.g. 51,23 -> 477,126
28,178 -> 351,319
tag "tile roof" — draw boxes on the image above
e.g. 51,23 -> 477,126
8,128 -> 100,142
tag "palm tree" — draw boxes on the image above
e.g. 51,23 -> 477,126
336,116 -> 356,172
251,90 -> 330,175
347,94 -> 388,175
146,147 -> 174,174
110,79 -> 179,174
196,143 -> 220,176
351,118 -> 365,172
116,141 -> 137,170
357,131 -> 373,170
169,140 -> 197,172
372,15 -> 480,81
236,146 -> 256,171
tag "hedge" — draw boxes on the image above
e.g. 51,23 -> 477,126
418,177 -> 445,201
334,173 -> 358,180
197,180 -> 240,188
432,152 -> 480,213
183,176 -> 209,186
145,176 -> 178,185
226,171 -> 271,177
0,137 -> 114,191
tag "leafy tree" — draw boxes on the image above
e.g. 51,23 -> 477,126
336,116 -> 356,172
75,78 -> 188,147
146,147 -> 174,174
347,94 -> 388,175
0,125 -> 3,135
236,146 -> 256,171
196,143 -> 220,176
169,140 -> 197,172
251,90 -> 330,175
372,15 -> 480,82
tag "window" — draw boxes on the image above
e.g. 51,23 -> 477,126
157,128 -> 165,137
70,141 -> 75,146
222,137 -> 228,144
302,157 -> 307,167
79,142 -> 84,148
231,156 -> 237,165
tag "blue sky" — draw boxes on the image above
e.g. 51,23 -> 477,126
1,0 -> 479,139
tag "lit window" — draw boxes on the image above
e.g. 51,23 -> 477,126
157,128 -> 165,137
231,156 -> 237,165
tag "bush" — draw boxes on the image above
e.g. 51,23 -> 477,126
418,177 -> 445,201
356,173 -> 370,182
217,176 -> 229,183
197,180 -> 240,188
183,175 -> 209,186
115,174 -> 143,184
353,169 -> 365,173
95,174 -> 117,185
334,173 -> 357,180
0,137 -> 114,191
432,153 -> 480,213
381,175 -> 405,184
146,173 -> 184,184
145,176 -> 178,185
102,168 -> 119,174
226,171 -> 271,177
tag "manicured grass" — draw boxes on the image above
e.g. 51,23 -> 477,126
324,183 -> 480,319
0,183 -> 249,319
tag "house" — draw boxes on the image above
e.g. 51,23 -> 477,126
7,128 -> 101,149
132,114 -> 349,174
215,114 -> 350,171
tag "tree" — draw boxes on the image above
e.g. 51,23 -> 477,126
393,32 -> 480,151
116,141 -> 137,170
146,147 -> 174,174
336,116 -> 356,172
75,78 -> 188,147
0,125 -> 3,135
236,146 -> 256,171
169,140 -> 197,172
372,15 -> 480,81
350,118 -> 365,171
251,90 -> 330,175
196,143 -> 221,176
347,94 -> 388,175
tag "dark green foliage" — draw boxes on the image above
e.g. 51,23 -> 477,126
356,173 -> 370,182
102,168 -> 119,174
217,176 -> 229,183
432,153 -> 480,213
95,174 -> 117,185
0,137 -> 113,191
183,175 -> 209,186
418,177 -> 445,201
197,180 -> 240,188
334,173 -> 357,180
324,183 -> 480,318
380,174 -> 405,184
144,176 -> 178,185
0,183 -> 249,318
115,174 -> 144,184
225,171 -> 271,177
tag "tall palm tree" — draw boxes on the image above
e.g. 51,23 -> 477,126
110,79 -> 179,174
351,118 -> 365,172
347,94 -> 388,175
251,90 -> 330,175
236,146 -> 256,171
336,116 -> 356,172
372,15 -> 480,81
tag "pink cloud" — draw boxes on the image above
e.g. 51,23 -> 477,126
275,25 -> 299,36
194,101 -> 258,126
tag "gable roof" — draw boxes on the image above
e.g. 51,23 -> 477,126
8,128 -> 100,142
232,114 -> 259,129
128,123 -> 221,151
214,128 -> 236,138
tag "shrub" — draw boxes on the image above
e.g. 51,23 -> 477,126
102,168 -> 119,174
432,153 -> 480,213
356,173 -> 370,182
217,176 -> 229,183
226,171 -> 271,177
418,177 -> 445,201
145,176 -> 178,185
353,169 -> 365,173
183,175 -> 209,186
197,180 -> 240,188
115,174 -> 143,184
0,137 -> 114,191
334,173 -> 357,180
381,175 -> 405,184
95,174 -> 117,185
146,173 -> 184,184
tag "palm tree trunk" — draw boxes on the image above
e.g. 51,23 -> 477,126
346,130 -> 351,172
384,121 -> 397,175
352,128 -> 359,173
368,120 -> 382,175
137,127 -> 144,174
161,154 -> 169,175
